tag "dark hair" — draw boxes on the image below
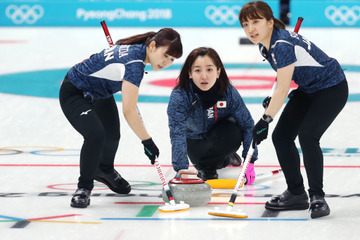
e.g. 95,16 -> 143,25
175,47 -> 230,94
115,28 -> 183,58
239,1 -> 285,29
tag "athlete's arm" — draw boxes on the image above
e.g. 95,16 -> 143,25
121,79 -> 151,141
264,63 -> 295,118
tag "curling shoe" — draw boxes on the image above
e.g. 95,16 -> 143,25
95,169 -> 131,194
265,190 -> 309,211
70,188 -> 91,208
227,153 -> 242,166
310,195 -> 330,219
197,168 -> 218,181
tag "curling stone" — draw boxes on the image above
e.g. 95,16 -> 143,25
162,169 -> 212,207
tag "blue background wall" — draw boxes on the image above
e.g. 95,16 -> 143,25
0,0 -> 279,27
290,0 -> 360,27
3,0 -> 359,28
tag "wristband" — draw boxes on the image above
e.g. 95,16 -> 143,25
262,114 -> 273,123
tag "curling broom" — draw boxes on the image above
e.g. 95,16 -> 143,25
208,145 -> 255,218
154,158 -> 190,213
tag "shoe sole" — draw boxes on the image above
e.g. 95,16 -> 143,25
311,209 -> 330,219
70,199 -> 90,208
94,176 -> 131,194
230,154 -> 242,166
265,203 -> 309,211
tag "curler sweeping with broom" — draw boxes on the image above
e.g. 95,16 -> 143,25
59,28 -> 183,208
167,47 -> 258,183
239,1 -> 348,218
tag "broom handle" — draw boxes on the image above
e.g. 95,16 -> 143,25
227,145 -> 255,207
101,20 -> 114,47
154,158 -> 176,206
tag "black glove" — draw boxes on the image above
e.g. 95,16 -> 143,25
262,96 -> 271,109
141,138 -> 159,164
252,119 -> 269,148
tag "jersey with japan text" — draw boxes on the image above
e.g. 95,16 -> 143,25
259,27 -> 345,94
66,44 -> 146,100
167,84 -> 257,172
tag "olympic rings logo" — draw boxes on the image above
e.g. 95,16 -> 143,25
5,4 -> 44,24
325,5 -> 360,25
205,5 -> 241,25
0,146 -> 79,156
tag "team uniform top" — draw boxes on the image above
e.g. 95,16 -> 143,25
66,44 -> 147,100
167,84 -> 257,172
260,27 -> 345,94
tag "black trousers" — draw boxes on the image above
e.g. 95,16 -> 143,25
187,118 -> 243,170
59,79 -> 120,190
272,80 -> 348,197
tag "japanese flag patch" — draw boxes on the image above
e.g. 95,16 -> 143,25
271,53 -> 277,65
216,101 -> 227,108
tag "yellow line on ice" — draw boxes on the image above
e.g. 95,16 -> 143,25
208,212 -> 248,218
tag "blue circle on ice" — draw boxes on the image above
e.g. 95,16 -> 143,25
0,64 -> 359,102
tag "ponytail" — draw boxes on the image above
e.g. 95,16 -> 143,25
274,18 -> 286,29
115,28 -> 183,58
115,32 -> 156,45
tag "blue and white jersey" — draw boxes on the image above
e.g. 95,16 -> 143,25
259,27 -> 345,94
66,44 -> 146,99
167,84 -> 257,172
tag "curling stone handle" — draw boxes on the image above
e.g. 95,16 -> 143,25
177,169 -> 198,179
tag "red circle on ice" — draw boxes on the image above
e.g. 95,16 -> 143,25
149,75 -> 298,89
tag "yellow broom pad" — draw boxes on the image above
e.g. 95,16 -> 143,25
206,179 -> 237,189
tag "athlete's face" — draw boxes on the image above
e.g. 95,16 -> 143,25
189,55 -> 220,91
147,41 -> 176,71
242,17 -> 273,48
